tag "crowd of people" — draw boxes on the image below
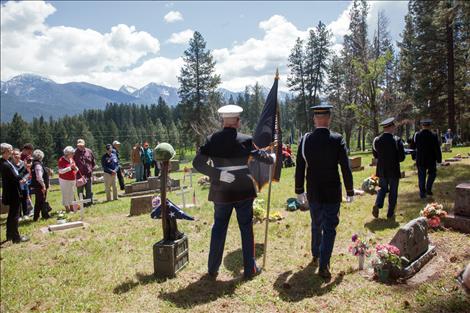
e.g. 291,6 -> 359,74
0,139 -> 128,244
131,141 -> 160,182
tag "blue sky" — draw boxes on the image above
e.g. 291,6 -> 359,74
1,1 -> 408,91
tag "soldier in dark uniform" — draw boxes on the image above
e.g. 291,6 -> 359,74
372,118 -> 406,219
193,105 -> 275,280
413,119 -> 442,199
295,104 -> 354,280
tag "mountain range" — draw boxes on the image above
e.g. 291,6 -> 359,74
0,74 -> 291,121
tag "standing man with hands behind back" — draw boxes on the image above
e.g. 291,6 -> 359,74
295,103 -> 354,280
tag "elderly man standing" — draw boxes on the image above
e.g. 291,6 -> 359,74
1,143 -> 29,243
193,105 -> 275,280
112,140 -> 125,191
73,139 -> 95,206
295,104 -> 354,280
372,118 -> 406,219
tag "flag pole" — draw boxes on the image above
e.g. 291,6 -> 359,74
262,68 -> 279,269
262,164 -> 273,269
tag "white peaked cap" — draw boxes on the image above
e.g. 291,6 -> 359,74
218,105 -> 243,118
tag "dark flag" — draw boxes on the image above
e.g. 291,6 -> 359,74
249,70 -> 282,191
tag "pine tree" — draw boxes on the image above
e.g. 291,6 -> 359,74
177,31 -> 221,144
7,113 -> 33,148
287,37 -> 308,132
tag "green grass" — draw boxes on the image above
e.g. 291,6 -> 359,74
1,147 -> 470,312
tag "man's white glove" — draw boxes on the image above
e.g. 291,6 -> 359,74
346,196 -> 354,203
269,153 -> 276,163
297,193 -> 307,205
220,171 -> 235,183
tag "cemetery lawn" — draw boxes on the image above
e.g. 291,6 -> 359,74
1,147 -> 470,313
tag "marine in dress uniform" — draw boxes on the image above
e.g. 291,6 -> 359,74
372,118 -> 406,219
295,104 -> 354,279
192,105 -> 275,279
413,119 -> 442,198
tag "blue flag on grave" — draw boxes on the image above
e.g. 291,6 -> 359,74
150,196 -> 194,221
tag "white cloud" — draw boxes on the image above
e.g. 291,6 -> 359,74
0,0 -> 55,33
163,10 -> 183,23
213,15 -> 307,91
167,29 -> 194,44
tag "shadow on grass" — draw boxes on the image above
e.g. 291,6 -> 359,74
412,292 -> 470,313
364,218 -> 400,232
223,243 -> 264,277
158,275 -> 245,308
273,263 -> 343,302
113,272 -> 166,294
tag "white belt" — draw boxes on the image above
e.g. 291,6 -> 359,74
216,165 -> 248,171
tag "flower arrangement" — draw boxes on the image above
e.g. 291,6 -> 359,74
370,244 -> 405,272
56,210 -> 67,224
348,234 -> 372,257
361,175 -> 379,194
420,202 -> 447,229
253,199 -> 266,223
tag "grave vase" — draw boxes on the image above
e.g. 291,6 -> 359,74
358,254 -> 365,270
377,267 -> 390,283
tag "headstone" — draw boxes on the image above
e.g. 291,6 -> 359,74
153,235 -> 189,278
148,176 -> 161,190
445,157 -> 461,162
125,181 -> 150,194
351,166 -> 364,172
442,183 -> 470,233
370,158 -> 378,167
169,160 -> 180,172
389,217 -> 436,279
349,157 -> 362,169
48,221 -> 85,232
130,194 -> 154,216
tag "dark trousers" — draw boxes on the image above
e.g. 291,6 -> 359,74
309,202 -> 340,270
77,178 -> 93,206
6,199 -> 21,240
143,163 -> 151,181
33,189 -> 50,221
418,165 -> 437,198
117,167 -> 125,190
209,199 -> 256,276
375,177 -> 399,217
20,188 -> 30,216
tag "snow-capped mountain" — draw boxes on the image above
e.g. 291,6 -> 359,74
1,74 -> 292,121
118,85 -> 138,95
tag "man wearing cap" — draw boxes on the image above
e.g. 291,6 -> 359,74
295,103 -> 354,280
101,144 -> 119,201
112,140 -> 125,190
372,118 -> 406,219
73,139 -> 96,206
413,119 -> 442,199
193,104 -> 275,280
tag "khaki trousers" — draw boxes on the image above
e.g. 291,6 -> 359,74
104,172 -> 118,201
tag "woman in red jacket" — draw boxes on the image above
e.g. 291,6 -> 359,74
58,146 -> 78,212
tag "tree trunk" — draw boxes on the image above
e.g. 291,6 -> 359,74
446,10 -> 456,131
362,127 -> 366,151
345,127 -> 352,154
356,126 -> 361,150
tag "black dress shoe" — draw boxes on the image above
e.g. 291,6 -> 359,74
427,191 -> 433,196
244,267 -> 262,280
311,256 -> 319,267
372,205 -> 379,218
12,236 -> 30,243
318,267 -> 332,280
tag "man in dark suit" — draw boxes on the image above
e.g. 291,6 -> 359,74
413,119 -> 442,198
193,105 -> 275,280
295,104 -> 354,280
372,118 -> 406,219
1,143 -> 29,243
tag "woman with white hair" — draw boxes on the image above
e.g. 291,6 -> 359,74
31,149 -> 51,221
0,143 -> 29,243
58,146 -> 78,212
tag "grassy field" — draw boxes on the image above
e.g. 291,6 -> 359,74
1,147 -> 470,313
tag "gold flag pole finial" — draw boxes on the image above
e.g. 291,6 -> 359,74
275,68 -> 279,80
